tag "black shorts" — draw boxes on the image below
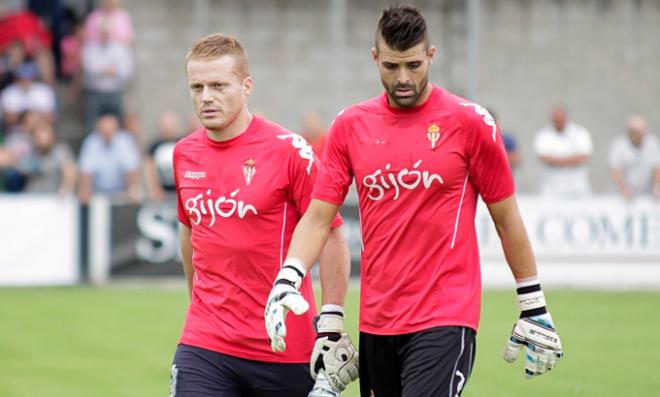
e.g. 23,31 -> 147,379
359,326 -> 476,397
171,344 -> 314,397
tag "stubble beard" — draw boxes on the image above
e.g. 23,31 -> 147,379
384,74 -> 429,108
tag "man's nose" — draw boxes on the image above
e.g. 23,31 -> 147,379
396,70 -> 411,86
201,86 -> 213,102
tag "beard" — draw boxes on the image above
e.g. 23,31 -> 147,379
383,75 -> 429,108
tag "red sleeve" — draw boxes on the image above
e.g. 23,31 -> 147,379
311,114 -> 353,206
464,107 -> 515,203
173,146 -> 191,227
287,136 -> 343,228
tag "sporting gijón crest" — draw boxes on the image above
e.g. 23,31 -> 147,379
243,158 -> 256,186
427,123 -> 441,149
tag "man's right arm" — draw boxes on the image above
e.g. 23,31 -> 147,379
179,224 -> 194,299
264,198 -> 341,352
287,199 -> 340,272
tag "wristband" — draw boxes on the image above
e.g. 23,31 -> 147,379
315,306 -> 344,334
516,277 -> 547,318
275,257 -> 307,289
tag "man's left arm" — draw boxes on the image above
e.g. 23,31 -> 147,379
487,196 -> 564,378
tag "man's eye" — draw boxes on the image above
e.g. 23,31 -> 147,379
408,62 -> 422,69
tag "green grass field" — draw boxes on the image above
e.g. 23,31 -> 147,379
1,286 -> 659,397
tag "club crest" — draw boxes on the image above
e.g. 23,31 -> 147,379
427,124 -> 441,149
243,158 -> 256,186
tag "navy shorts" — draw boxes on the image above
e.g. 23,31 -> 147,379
359,326 -> 476,397
170,344 -> 314,397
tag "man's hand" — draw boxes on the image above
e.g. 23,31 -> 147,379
503,279 -> 563,378
265,259 -> 310,352
310,309 -> 359,392
503,313 -> 563,378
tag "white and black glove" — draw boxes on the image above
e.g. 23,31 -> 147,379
265,258 -> 310,352
310,306 -> 359,392
503,279 -> 564,378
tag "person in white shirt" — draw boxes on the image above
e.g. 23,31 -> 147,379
0,62 -> 55,126
534,106 -> 593,197
81,24 -> 134,133
609,115 -> 660,199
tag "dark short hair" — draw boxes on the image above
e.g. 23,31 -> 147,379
376,3 -> 429,52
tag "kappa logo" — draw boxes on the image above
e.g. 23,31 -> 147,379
277,133 -> 314,175
459,102 -> 497,142
184,170 -> 207,179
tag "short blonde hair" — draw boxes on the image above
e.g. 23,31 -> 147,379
185,33 -> 250,78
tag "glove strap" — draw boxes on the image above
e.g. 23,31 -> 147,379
516,277 -> 548,318
315,305 -> 344,335
275,257 -> 307,290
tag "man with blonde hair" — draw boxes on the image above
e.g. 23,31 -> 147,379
170,33 -> 354,397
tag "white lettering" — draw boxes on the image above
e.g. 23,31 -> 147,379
362,160 -> 443,202
184,170 -> 207,179
186,189 -> 258,225
277,133 -> 315,175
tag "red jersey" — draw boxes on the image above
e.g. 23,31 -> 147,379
174,116 -> 340,363
313,86 -> 514,334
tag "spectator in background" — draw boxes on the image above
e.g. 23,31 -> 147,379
84,0 -> 134,45
185,112 -> 202,133
77,113 -> 141,204
144,111 -> 181,201
81,23 -> 134,134
489,109 -> 521,170
534,106 -> 593,197
0,4 -> 55,86
609,115 -> 660,199
0,41 -> 27,91
60,22 -> 85,99
1,62 -> 55,126
299,111 -> 327,155
23,120 -> 77,195
0,4 -> 52,55
2,110 -> 40,191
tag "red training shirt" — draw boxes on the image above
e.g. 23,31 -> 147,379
313,86 -> 514,335
174,116 -> 340,362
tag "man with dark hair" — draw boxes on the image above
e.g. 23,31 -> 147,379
172,33 -> 353,397
265,4 -> 563,396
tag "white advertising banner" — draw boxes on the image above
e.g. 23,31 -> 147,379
0,195 -> 80,286
476,195 -> 660,288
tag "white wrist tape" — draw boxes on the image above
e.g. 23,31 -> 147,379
518,290 -> 547,312
516,277 -> 547,315
317,311 -> 344,333
276,257 -> 307,289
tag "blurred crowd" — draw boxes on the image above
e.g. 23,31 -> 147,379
0,1 -> 658,203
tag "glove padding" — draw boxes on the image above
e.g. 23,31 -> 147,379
311,333 -> 359,392
264,261 -> 310,352
503,313 -> 564,378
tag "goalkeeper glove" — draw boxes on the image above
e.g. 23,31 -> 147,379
265,258 -> 310,352
310,306 -> 359,392
503,278 -> 564,378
